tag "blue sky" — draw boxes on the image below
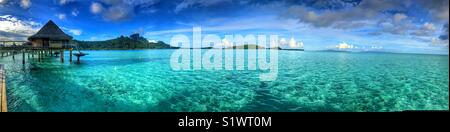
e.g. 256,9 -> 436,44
0,0 -> 448,54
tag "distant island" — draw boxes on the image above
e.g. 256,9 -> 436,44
230,44 -> 265,49
318,49 -> 392,53
178,45 -> 272,49
73,36 -> 303,50
74,33 -> 178,50
230,45 -> 290,50
179,47 -> 214,49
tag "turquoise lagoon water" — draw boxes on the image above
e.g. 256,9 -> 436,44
0,50 -> 448,112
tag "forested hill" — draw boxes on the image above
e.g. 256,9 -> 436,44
73,34 -> 177,50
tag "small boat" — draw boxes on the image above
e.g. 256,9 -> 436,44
73,52 -> 88,57
73,52 -> 88,63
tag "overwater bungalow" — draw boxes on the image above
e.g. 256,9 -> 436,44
28,20 -> 72,49
0,20 -> 87,64
27,20 -> 87,62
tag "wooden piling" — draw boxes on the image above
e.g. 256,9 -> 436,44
22,50 -> 25,64
60,50 -> 64,62
70,48 -> 72,62
38,50 -> 41,62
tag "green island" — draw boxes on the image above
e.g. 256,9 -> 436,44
74,33 -> 178,50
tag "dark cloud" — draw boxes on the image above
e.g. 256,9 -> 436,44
299,0 -> 361,10
379,21 -> 413,35
410,23 -> 437,37
174,0 -> 232,13
0,30 -> 29,41
245,0 -> 361,10
0,0 -> 31,9
333,21 -> 368,29
59,0 -> 77,5
367,32 -> 382,36
439,23 -> 449,40
282,0 -> 405,28
93,0 -> 160,21
0,15 -> 39,41
418,0 -> 449,21
278,0 -> 449,42
103,4 -> 133,21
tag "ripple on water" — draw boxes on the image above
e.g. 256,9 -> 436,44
1,50 -> 448,111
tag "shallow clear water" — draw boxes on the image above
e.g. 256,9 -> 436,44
1,50 -> 448,112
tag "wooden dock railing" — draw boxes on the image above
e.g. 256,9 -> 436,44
0,64 -> 6,112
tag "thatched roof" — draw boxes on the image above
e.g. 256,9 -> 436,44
28,20 -> 73,41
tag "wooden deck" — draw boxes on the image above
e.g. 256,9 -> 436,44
0,64 -> 6,112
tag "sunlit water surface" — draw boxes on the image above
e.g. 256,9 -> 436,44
1,50 -> 448,112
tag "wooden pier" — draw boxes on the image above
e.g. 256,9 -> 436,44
0,20 -> 90,112
0,46 -> 79,113
0,20 -> 86,64
1,47 -> 77,63
1,40 -> 81,64
0,64 -> 6,112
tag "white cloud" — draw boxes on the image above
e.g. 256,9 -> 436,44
221,38 -> 231,47
59,0 -> 76,5
61,27 -> 82,36
146,16 -> 303,36
419,0 -> 449,22
175,0 -> 231,13
148,39 -> 158,43
90,1 -> 133,21
58,13 -> 66,20
393,13 -> 407,24
90,2 -> 103,14
410,22 -> 437,36
71,9 -> 79,16
423,22 -> 436,31
145,28 -> 192,36
0,0 -> 7,5
20,0 -> 31,9
336,42 -> 353,49
88,0 -> 159,21
431,38 -> 449,47
0,15 -> 40,41
279,38 -> 287,45
370,46 -> 383,49
103,4 -> 132,21
334,42 -> 383,51
283,0 -> 402,28
289,38 -> 297,48
69,29 -> 82,36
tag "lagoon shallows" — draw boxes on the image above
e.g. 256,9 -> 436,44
1,50 -> 448,112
